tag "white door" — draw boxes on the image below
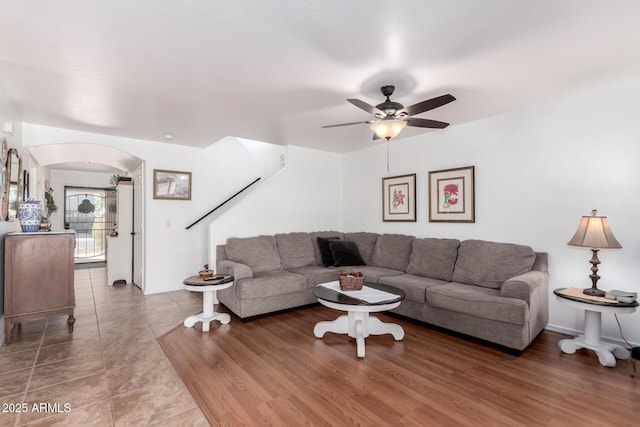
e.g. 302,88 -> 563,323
132,163 -> 145,291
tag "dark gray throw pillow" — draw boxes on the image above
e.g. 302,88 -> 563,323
329,240 -> 365,267
317,237 -> 341,267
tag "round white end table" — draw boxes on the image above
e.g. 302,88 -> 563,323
555,290 -> 637,367
183,275 -> 233,332
313,282 -> 405,358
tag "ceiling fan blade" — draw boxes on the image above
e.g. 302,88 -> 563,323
322,120 -> 371,129
406,118 -> 450,129
372,133 -> 380,140
347,98 -> 384,116
403,94 -> 456,116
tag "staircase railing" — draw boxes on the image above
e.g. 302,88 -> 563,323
186,177 -> 261,230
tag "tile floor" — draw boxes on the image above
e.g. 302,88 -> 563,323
0,267 -> 210,426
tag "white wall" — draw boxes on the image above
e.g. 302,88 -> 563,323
343,78 -> 640,344
209,145 -> 343,263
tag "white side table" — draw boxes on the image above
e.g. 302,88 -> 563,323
183,275 -> 233,332
555,291 -> 637,367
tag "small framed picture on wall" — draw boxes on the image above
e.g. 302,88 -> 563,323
429,166 -> 475,222
153,169 -> 192,200
382,173 -> 416,222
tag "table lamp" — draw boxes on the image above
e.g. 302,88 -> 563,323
567,210 -> 622,297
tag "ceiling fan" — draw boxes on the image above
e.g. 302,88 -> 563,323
323,85 -> 455,140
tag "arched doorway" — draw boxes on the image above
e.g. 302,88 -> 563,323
25,141 -> 145,291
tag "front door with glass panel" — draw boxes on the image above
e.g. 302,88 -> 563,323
64,187 -> 116,263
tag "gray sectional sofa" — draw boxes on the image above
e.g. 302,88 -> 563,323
216,231 -> 549,350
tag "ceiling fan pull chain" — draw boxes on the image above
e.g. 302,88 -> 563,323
386,139 -> 390,173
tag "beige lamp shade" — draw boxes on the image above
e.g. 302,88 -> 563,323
567,210 -> 622,249
370,118 -> 407,140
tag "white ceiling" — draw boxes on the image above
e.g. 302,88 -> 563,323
1,1 -> 640,154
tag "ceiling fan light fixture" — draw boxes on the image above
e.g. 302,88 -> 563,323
370,118 -> 407,140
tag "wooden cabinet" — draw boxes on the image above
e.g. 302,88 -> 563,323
4,231 -> 75,343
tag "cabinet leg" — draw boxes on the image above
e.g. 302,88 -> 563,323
67,315 -> 76,333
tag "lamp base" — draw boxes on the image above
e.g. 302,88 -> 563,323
583,287 -> 606,297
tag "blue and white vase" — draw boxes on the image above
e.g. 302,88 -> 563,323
18,199 -> 43,232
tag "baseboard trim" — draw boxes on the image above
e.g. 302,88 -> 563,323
545,323 -> 639,348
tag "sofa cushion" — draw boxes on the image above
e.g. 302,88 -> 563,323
235,270 -> 307,298
287,265 -> 339,288
351,266 -> 404,283
371,234 -> 415,271
378,274 -> 449,303
452,240 -> 536,289
407,238 -> 460,281
226,236 -> 281,273
344,232 -> 379,265
316,236 -> 341,267
276,232 -> 316,269
427,282 -> 528,325
329,240 -> 365,267
310,231 -> 344,266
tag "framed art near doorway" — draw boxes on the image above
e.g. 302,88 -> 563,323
153,169 -> 192,200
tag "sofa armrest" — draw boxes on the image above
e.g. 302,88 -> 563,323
502,269 -> 549,342
501,270 -> 549,304
217,259 -> 253,281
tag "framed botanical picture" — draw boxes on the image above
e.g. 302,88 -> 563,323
382,173 -> 416,222
153,169 -> 192,200
429,166 -> 475,222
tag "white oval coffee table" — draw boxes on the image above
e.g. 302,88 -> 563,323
313,282 -> 405,358
183,275 -> 233,332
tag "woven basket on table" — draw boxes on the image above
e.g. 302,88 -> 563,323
338,271 -> 365,291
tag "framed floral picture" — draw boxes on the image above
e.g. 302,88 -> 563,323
382,173 -> 416,222
429,166 -> 475,222
153,169 -> 192,200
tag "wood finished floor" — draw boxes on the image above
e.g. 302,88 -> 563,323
159,305 -> 640,427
